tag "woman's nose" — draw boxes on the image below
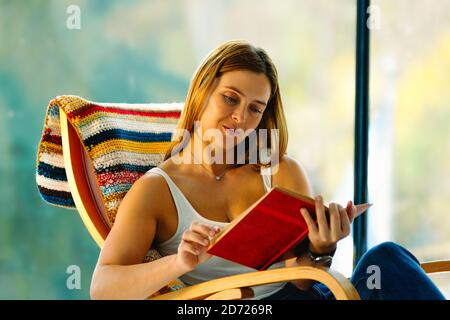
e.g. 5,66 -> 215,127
231,104 -> 247,124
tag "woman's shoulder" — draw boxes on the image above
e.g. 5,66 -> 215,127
141,158 -> 178,182
272,155 -> 313,195
128,163 -> 175,214
277,155 -> 306,172
126,173 -> 167,209
151,157 -> 184,176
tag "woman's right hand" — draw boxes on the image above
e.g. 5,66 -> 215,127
175,221 -> 222,272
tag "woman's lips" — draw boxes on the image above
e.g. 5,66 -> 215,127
222,125 -> 239,137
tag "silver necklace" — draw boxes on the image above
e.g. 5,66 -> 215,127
191,151 -> 234,181
198,161 -> 229,181
191,147 -> 239,181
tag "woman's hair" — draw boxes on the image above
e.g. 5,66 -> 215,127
163,40 -> 288,170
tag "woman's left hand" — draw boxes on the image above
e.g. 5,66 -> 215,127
300,195 -> 357,254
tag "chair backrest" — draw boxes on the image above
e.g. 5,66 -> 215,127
36,95 -> 186,296
36,95 -> 183,236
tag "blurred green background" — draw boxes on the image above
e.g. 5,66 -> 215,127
0,0 -> 449,299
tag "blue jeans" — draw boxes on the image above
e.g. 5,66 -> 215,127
261,242 -> 446,300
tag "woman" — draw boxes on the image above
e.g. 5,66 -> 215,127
89,40 -> 445,300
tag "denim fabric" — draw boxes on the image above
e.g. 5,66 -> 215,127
261,242 -> 446,300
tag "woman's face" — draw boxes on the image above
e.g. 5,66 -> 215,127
198,70 -> 271,152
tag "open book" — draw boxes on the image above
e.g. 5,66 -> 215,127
206,186 -> 370,270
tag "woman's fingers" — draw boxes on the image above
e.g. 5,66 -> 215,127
182,222 -> 221,247
347,200 -> 360,224
315,195 -> 329,236
179,240 -> 201,255
339,204 -> 351,236
346,201 -> 353,223
187,222 -> 221,245
182,230 -> 208,246
300,207 -> 318,234
329,203 -> 342,240
191,221 -> 220,240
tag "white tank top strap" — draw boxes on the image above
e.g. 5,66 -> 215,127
260,165 -> 272,193
146,167 -> 184,207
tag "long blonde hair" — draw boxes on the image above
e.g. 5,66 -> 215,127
164,40 -> 288,170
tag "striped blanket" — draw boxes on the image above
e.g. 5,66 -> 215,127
36,95 -> 182,221
35,95 -> 186,296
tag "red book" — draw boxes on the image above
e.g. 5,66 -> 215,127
206,186 -> 370,270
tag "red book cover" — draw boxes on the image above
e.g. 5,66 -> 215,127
206,186 -> 324,271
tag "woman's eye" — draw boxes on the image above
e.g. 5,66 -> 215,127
223,95 -> 237,105
252,107 -> 262,114
222,94 -> 262,114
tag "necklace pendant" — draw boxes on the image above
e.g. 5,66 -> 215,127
215,176 -> 221,181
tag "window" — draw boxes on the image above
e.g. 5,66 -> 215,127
368,0 -> 450,297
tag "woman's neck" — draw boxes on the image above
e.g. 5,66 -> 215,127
180,138 -> 239,177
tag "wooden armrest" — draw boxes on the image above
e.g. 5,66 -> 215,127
421,260 -> 450,274
204,287 -> 255,300
149,265 -> 360,300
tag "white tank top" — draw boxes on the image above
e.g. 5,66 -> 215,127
146,165 -> 287,300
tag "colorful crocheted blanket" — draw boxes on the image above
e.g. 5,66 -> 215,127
35,95 -> 186,296
36,95 -> 182,218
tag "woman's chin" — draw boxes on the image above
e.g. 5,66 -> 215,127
207,132 -> 246,151
223,136 -> 246,149
208,139 -> 238,153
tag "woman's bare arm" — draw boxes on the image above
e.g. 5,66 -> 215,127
90,174 -> 188,300
90,254 -> 189,300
